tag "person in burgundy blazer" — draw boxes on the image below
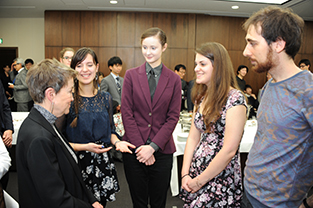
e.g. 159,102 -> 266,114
121,27 -> 181,208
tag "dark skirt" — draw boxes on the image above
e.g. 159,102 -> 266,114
78,143 -> 120,202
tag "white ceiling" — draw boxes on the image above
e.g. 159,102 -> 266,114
0,0 -> 312,21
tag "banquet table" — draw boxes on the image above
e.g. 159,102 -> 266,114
11,112 -> 257,196
12,112 -> 29,145
170,119 -> 257,196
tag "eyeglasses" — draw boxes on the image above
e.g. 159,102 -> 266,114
63,56 -> 72,61
299,64 -> 307,68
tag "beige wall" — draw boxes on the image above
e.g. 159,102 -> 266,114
0,18 -> 45,64
44,11 -> 313,93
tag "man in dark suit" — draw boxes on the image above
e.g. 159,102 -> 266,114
236,65 -> 248,91
174,64 -> 188,111
100,56 -> 123,113
8,58 -> 33,112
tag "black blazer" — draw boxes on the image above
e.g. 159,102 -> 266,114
0,80 -> 13,135
16,108 -> 96,208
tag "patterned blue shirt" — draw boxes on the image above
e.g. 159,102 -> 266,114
244,70 -> 313,207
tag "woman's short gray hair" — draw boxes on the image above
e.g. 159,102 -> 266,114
26,58 -> 77,103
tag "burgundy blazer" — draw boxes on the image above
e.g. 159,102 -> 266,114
121,63 -> 181,154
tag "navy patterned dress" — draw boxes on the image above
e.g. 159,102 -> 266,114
65,91 -> 119,203
180,89 -> 246,208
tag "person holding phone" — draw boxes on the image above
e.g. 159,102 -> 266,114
65,47 -> 135,207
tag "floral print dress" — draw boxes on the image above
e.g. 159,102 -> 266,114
180,89 -> 246,208
66,91 -> 120,203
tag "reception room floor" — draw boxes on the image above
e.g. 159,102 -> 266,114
6,158 -> 184,208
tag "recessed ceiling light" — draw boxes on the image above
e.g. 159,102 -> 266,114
232,5 -> 239,9
110,0 -> 118,4
224,0 -> 288,4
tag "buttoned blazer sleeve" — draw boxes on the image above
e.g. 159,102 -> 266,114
0,139 -> 11,179
0,80 -> 13,132
17,109 -> 95,208
121,67 -> 145,147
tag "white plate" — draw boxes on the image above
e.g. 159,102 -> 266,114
180,112 -> 192,118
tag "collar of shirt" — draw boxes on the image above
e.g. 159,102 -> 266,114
145,62 -> 162,78
110,72 -> 120,83
18,67 -> 25,74
34,104 -> 57,124
34,104 -> 78,163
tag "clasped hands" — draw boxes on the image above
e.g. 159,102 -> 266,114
181,175 -> 202,193
135,145 -> 155,166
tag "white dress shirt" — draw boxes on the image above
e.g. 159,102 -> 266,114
0,139 -> 11,179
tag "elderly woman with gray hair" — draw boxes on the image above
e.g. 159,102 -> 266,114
16,59 -> 103,208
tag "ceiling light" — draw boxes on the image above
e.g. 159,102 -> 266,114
110,0 -> 118,4
224,0 -> 289,4
232,5 -> 239,9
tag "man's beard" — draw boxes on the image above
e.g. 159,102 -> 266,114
251,47 -> 273,73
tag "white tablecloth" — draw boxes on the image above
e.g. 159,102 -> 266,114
11,112 -> 257,197
170,119 -> 257,196
12,112 -> 29,145
4,190 -> 19,208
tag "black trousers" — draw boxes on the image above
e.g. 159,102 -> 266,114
123,152 -> 173,208
0,183 -> 4,208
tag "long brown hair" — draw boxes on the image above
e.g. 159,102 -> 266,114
192,42 -> 239,133
70,47 -> 99,127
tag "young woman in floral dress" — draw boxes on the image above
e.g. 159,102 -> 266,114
180,42 -> 247,207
